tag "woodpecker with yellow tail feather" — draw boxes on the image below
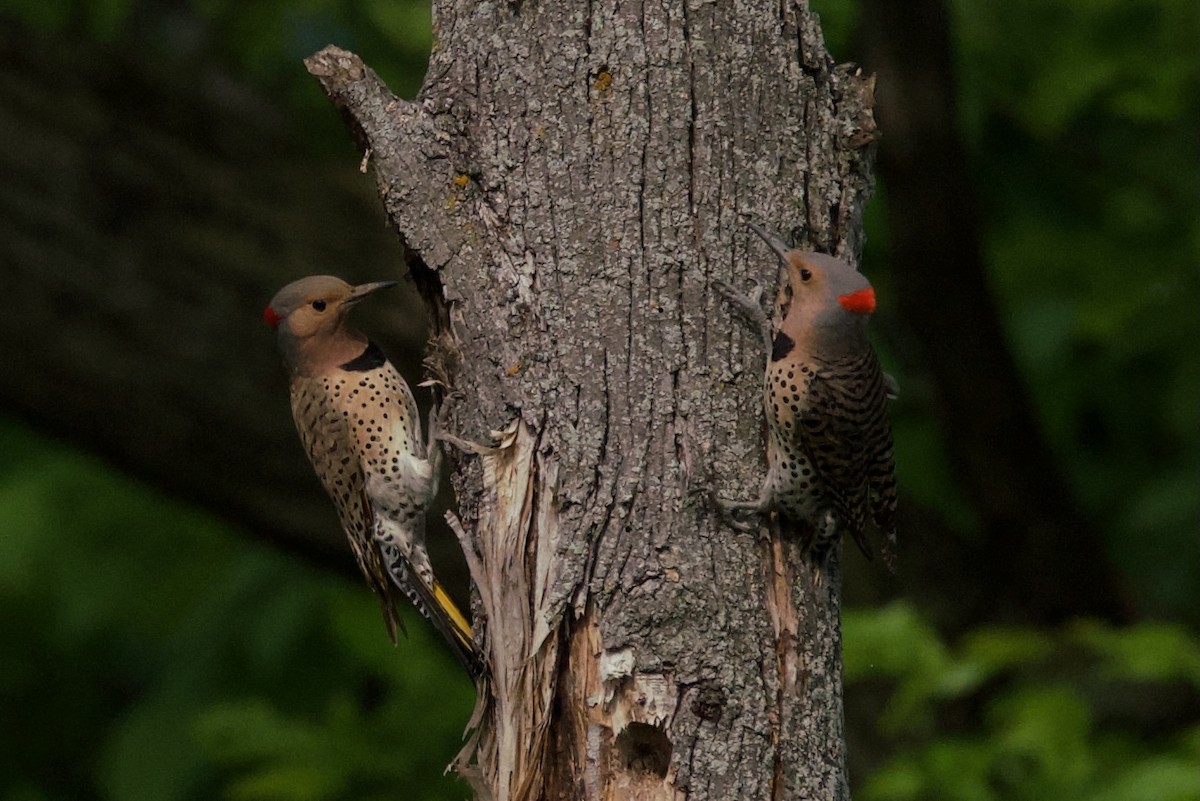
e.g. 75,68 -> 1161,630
717,224 -> 898,572
264,276 -> 481,674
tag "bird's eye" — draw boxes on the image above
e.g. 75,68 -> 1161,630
311,299 -> 327,312
800,268 -> 812,282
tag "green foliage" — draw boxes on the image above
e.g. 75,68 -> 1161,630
846,603 -> 1200,801
953,0 -> 1200,620
0,419 -> 474,801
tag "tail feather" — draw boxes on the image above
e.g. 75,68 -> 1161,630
382,547 -> 485,677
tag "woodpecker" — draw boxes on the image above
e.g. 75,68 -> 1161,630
264,275 -> 481,674
717,224 -> 897,572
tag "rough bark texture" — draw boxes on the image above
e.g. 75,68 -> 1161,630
305,1 -> 878,798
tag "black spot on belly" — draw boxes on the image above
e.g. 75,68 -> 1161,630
341,341 -> 387,372
771,332 -> 796,362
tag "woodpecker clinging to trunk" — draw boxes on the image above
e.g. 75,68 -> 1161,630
717,224 -> 898,572
264,276 -> 481,674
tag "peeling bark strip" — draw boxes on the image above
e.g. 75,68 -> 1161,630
305,0 -> 876,797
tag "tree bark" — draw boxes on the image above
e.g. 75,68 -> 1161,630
305,0 -> 878,797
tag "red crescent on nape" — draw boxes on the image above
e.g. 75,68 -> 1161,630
837,287 -> 876,314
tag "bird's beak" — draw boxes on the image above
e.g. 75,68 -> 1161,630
747,222 -> 792,263
343,280 -> 398,307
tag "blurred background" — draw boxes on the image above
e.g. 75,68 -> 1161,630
0,0 -> 1196,799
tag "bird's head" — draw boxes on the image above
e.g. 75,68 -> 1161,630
747,223 -> 875,328
264,276 -> 396,338
264,276 -> 396,372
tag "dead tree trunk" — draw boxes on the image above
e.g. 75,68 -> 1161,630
305,2 -> 876,797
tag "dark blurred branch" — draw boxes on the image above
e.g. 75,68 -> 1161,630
856,0 -> 1130,625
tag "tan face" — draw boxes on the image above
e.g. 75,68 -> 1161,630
279,286 -> 353,339
783,252 -> 828,316
264,276 -> 397,340
265,275 -> 354,335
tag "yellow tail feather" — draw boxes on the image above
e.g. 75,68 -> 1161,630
432,581 -> 474,648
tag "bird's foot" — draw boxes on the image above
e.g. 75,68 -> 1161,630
714,495 -> 767,532
437,429 -> 502,457
714,279 -> 773,353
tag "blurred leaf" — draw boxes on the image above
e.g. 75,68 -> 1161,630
230,766 -> 336,801
846,602 -> 953,735
1089,754 -> 1200,801
1070,620 -> 1200,684
865,739 -> 995,801
0,418 -> 472,800
847,605 -> 1200,801
845,602 -> 949,681
861,755 -> 924,801
988,685 -> 1093,793
97,683 -> 211,801
959,626 -> 1056,672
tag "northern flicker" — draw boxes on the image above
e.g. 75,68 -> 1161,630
717,224 -> 898,571
264,275 -> 481,674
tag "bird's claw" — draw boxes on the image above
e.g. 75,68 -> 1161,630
714,495 -> 765,532
714,279 -> 773,353
714,279 -> 766,317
